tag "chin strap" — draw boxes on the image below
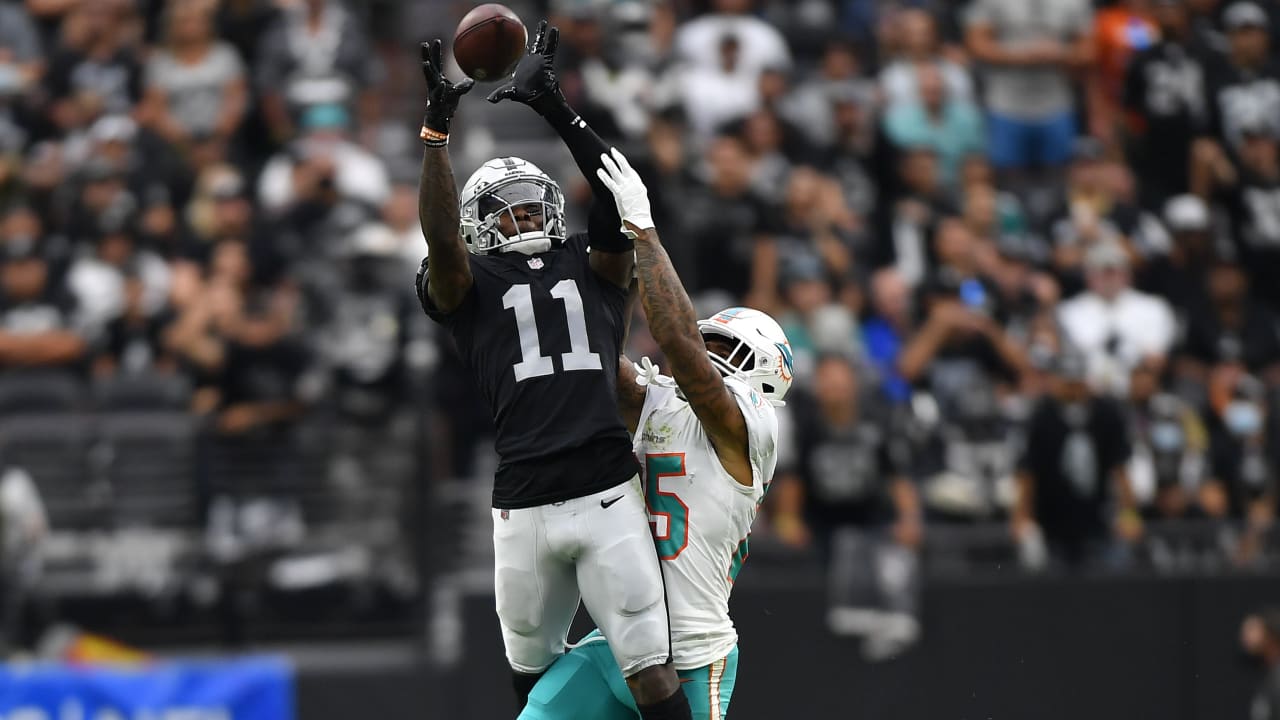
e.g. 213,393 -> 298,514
498,235 -> 553,255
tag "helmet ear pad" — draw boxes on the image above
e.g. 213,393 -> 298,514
459,157 -> 567,255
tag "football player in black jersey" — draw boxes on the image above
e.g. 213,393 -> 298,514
414,23 -> 692,720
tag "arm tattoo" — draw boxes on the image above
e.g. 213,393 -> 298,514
419,146 -> 472,312
633,231 -> 746,450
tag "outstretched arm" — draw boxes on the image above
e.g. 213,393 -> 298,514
487,21 -> 633,288
598,148 -> 750,484
417,40 -> 475,313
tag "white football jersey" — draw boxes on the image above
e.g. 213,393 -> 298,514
632,373 -> 779,670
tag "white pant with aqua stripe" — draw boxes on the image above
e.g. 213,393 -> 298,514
519,629 -> 741,720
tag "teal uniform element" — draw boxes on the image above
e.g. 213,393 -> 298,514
519,631 -> 740,720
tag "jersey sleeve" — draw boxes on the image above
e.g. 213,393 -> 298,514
414,255 -> 478,325
724,377 -> 779,503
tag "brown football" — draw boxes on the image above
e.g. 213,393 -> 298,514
452,4 -> 528,82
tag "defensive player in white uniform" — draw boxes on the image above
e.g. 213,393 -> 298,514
519,150 -> 792,720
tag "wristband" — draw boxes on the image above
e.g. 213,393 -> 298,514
420,126 -> 449,147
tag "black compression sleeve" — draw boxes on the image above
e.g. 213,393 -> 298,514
536,95 -> 632,251
588,201 -> 633,252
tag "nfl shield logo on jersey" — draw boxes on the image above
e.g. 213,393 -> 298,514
527,258 -> 544,269
500,510 -> 509,521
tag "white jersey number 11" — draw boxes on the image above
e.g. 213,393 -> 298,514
503,280 -> 603,382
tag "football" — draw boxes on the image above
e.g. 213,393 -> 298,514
453,3 -> 528,82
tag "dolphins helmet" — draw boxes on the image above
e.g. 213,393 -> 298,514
697,307 -> 794,406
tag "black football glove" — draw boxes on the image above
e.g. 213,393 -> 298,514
485,20 -> 562,111
421,39 -> 474,135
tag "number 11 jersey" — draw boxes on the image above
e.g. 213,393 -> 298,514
419,233 -> 638,509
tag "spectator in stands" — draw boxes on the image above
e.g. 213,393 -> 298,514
0,0 -> 44,152
554,5 -> 654,142
676,32 -> 763,141
1137,194 -> 1215,320
183,164 -> 254,262
1241,609 -> 1280,720
862,267 -> 914,405
1058,240 -> 1177,397
1013,349 -> 1140,570
898,221 -> 1027,422
1044,139 -> 1140,293
65,205 -> 170,347
964,0 -> 1094,195
734,109 -> 797,204
44,0 -> 141,133
254,0 -> 380,145
0,236 -> 85,370
1177,260 -> 1280,390
214,0 -> 281,71
93,265 -> 177,378
681,134 -> 772,299
1125,360 -> 1210,520
783,39 -> 872,152
168,239 -> 304,434
1197,3 -> 1280,166
960,158 -> 1039,254
79,114 -> 183,249
381,182 -> 423,271
0,205 -> 59,273
899,218 -> 1026,519
1215,118 -> 1280,310
882,61 -> 984,191
63,153 -> 133,248
165,245 -> 238,400
771,165 -> 859,281
887,147 -> 955,287
771,353 -> 921,657
1204,372 -> 1277,547
257,102 -> 389,218
822,82 -> 888,228
674,0 -> 791,80
879,8 -> 973,112
978,229 -> 1059,333
1123,0 -> 1210,210
311,221 -> 412,424
140,0 -> 246,169
775,252 -> 850,389
1089,0 -> 1159,152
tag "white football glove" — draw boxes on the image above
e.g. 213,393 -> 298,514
596,147 -> 654,239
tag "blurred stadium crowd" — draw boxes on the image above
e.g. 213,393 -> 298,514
2,0 -> 1280,654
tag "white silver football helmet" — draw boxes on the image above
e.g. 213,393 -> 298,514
459,157 -> 567,255
697,307 -> 794,406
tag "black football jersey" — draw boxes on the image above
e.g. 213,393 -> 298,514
419,232 -> 639,508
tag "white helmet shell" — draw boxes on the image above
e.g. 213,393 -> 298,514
697,307 -> 794,406
459,157 -> 567,255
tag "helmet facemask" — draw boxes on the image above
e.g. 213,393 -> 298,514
461,175 -> 567,255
